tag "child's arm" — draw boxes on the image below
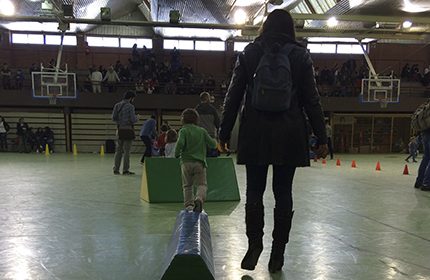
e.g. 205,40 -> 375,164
175,129 -> 185,158
204,129 -> 217,149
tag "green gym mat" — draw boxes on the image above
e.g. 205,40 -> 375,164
140,157 -> 240,203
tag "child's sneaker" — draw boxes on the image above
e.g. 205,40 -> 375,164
193,198 -> 203,213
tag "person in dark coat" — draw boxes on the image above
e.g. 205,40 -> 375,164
219,9 -> 328,273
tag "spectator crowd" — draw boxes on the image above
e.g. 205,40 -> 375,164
0,116 -> 55,153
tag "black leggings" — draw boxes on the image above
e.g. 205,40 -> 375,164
245,165 -> 296,211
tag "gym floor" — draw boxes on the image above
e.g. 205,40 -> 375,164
1,153 -> 429,280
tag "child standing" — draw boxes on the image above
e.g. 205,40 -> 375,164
164,129 -> 177,158
405,136 -> 418,162
175,108 -> 217,212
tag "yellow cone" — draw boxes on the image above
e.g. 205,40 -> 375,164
73,144 -> 78,156
45,144 -> 50,156
100,145 -> 105,156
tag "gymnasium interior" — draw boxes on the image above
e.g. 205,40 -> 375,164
1,0 -> 430,279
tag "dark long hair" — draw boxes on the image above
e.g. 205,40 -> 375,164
260,9 -> 296,40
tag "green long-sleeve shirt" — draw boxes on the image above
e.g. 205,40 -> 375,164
175,124 -> 217,167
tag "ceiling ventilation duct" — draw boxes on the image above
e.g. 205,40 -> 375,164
268,0 -> 284,5
138,1 -> 152,21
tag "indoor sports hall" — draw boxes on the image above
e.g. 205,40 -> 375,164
0,1 -> 429,279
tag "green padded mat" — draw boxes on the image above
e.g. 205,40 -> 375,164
140,157 -> 240,203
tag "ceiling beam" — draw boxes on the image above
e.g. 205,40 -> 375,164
2,13 -> 430,27
1,15 -> 429,41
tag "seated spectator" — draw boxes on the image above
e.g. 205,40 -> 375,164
35,127 -> 44,153
135,79 -> 145,93
27,128 -> 37,152
103,66 -> 120,93
205,75 -> 216,93
15,69 -> 24,90
29,63 -> 40,75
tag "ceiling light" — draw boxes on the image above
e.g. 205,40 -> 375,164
402,20 -> 412,28
349,0 -> 365,9
402,0 -> 430,13
0,0 -> 15,16
327,17 -> 338,28
234,9 -> 247,25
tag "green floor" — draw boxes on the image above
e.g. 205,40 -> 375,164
1,153 -> 429,280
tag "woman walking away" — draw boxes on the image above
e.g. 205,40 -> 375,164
219,9 -> 328,273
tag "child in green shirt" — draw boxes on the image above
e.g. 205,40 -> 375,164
175,108 -> 217,212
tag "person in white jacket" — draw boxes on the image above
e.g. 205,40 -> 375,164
90,69 -> 103,93
103,66 -> 120,92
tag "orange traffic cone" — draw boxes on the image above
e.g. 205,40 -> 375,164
322,159 -> 327,165
351,160 -> 357,168
336,159 -> 341,166
403,164 -> 409,175
376,161 -> 381,171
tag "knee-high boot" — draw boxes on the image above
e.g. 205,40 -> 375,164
241,202 -> 264,270
268,209 -> 294,273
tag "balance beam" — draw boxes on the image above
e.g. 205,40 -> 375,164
161,210 -> 215,280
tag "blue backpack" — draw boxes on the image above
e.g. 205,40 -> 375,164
251,43 -> 295,112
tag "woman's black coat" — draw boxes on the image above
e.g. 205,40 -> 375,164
219,33 -> 327,167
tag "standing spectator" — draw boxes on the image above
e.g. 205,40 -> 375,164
326,120 -> 334,160
156,124 -> 169,156
42,126 -> 55,153
139,115 -> 157,164
196,92 -> 220,138
415,129 -> 430,191
196,92 -> 220,157
112,91 -> 138,175
90,68 -> 103,93
405,136 -> 418,163
131,43 -> 140,67
0,116 -> 10,151
219,10 -> 328,273
1,63 -> 12,90
16,118 -> 30,153
164,129 -> 178,158
15,69 -> 25,90
103,66 -> 120,93
175,108 -> 217,212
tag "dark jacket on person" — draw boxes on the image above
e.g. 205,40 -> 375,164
16,122 -> 29,136
195,102 -> 220,138
219,33 -> 327,166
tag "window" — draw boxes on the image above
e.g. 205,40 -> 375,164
337,44 -> 366,54
307,43 -> 336,54
195,41 -> 225,51
163,39 -> 194,50
45,35 -> 77,46
234,42 -> 250,52
12,33 -> 44,44
86,36 -> 119,47
120,38 -> 153,48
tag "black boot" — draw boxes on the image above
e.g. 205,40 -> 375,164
268,209 -> 294,273
241,202 -> 264,270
